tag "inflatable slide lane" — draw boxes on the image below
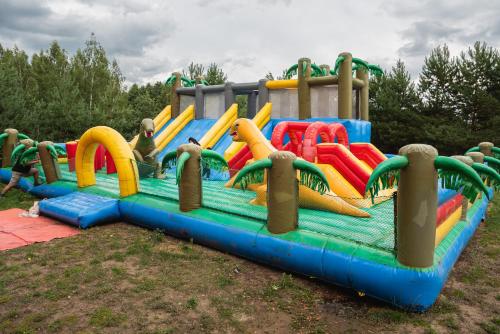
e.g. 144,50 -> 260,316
130,105 -> 171,147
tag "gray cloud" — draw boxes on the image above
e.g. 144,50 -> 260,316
1,0 -> 499,85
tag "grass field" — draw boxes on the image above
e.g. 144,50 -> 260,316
0,187 -> 498,333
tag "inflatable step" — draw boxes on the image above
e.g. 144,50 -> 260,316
39,192 -> 120,229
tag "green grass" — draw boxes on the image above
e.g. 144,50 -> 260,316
0,186 -> 498,333
0,186 -> 38,210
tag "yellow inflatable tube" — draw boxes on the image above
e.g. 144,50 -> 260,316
76,126 -> 139,197
130,105 -> 171,147
199,104 -> 238,149
435,206 -> 462,247
224,103 -> 272,161
266,80 -> 298,89
155,105 -> 195,152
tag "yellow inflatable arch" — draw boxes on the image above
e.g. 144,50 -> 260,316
76,126 -> 139,197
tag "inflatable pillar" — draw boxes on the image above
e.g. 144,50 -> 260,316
466,152 -> 484,164
356,68 -> 369,121
397,144 -> 438,268
479,142 -> 494,157
338,52 -> 353,119
2,129 -> 19,167
37,141 -> 62,184
171,72 -> 182,118
267,151 -> 299,234
257,79 -> 269,111
66,141 -> 78,172
297,58 -> 311,120
177,143 -> 202,212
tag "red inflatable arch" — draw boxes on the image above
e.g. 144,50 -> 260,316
270,122 -> 310,155
302,122 -> 350,162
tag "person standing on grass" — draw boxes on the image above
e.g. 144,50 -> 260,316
0,155 -> 41,198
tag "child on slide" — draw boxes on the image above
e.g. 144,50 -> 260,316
0,156 -> 41,197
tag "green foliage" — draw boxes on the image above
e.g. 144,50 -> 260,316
434,155 -> 490,202
176,152 -> 191,184
292,160 -> 330,194
371,42 -> 500,155
200,149 -> 228,173
233,158 -> 272,190
365,155 -> 408,200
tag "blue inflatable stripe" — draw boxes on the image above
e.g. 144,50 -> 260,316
39,192 -> 120,229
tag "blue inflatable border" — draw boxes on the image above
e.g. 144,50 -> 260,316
0,168 -> 491,311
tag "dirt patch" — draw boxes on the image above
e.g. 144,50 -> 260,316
0,188 -> 498,333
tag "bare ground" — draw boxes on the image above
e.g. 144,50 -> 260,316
0,187 -> 498,334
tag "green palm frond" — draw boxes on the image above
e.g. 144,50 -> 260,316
46,145 -> 59,160
201,149 -> 228,173
332,55 -> 345,75
367,64 -> 384,77
365,155 -> 409,201
233,158 -> 272,190
471,163 -> 500,191
161,150 -> 178,172
492,147 -> 500,160
19,147 -> 39,165
176,152 -> 191,184
435,156 -> 490,202
54,145 -> 66,156
284,64 -> 298,79
0,133 -> 8,149
484,156 -> 500,174
292,160 -> 330,194
465,146 -> 479,154
10,144 -> 26,164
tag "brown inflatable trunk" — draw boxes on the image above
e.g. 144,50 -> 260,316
297,58 -> 311,120
2,128 -> 19,167
177,143 -> 202,212
466,152 -> 484,164
397,144 -> 438,268
356,68 -> 369,121
171,72 -> 182,118
478,142 -> 494,157
267,151 -> 298,234
37,141 -> 61,184
338,52 -> 353,119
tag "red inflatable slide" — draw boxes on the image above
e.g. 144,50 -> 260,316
316,143 -> 371,195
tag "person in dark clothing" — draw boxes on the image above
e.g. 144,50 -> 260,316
0,156 -> 41,197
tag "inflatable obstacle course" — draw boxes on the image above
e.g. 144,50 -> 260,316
1,52 -> 497,312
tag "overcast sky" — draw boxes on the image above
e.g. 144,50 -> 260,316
1,0 -> 499,86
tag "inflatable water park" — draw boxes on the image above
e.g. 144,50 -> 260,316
1,53 -> 498,311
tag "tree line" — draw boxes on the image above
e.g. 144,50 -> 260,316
0,35 -> 498,155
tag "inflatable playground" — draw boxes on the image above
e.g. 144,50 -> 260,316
1,53 -> 498,311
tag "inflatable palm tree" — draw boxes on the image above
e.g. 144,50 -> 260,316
0,129 -> 31,167
466,142 -> 500,159
11,140 -> 66,183
365,144 -> 489,268
162,143 -> 228,212
233,151 -> 329,234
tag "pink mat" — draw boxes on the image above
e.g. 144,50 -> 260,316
0,208 -> 79,251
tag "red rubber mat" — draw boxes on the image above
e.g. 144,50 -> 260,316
0,208 -> 79,251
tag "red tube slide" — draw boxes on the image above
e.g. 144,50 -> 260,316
436,194 -> 463,227
350,143 -> 386,169
316,143 -> 370,195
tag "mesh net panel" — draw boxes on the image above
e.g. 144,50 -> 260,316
44,160 -> 396,253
